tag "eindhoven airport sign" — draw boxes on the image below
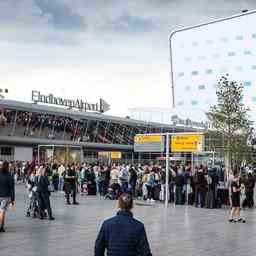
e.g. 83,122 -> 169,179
32,90 -> 110,113
171,115 -> 210,129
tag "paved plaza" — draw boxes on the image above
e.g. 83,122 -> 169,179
1,185 -> 256,256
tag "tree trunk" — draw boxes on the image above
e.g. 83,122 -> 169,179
225,137 -> 231,181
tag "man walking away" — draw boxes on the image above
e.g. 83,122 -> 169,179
95,193 -> 152,256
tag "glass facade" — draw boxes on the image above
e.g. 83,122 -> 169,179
171,12 -> 256,121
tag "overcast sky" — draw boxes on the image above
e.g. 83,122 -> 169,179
1,0 -> 256,118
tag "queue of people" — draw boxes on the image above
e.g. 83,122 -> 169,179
20,161 -> 226,209
1,159 -> 256,233
3,160 -> 256,209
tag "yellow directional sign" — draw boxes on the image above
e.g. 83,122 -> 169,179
110,152 -> 122,159
134,135 -> 163,143
98,151 -> 122,159
134,135 -> 164,152
171,134 -> 204,153
98,151 -> 109,158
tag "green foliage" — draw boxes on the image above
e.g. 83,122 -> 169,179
207,74 -> 252,166
208,75 -> 250,135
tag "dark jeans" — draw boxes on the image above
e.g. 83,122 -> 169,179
130,182 -> 136,197
244,191 -> 254,208
169,183 -> 175,203
146,185 -> 154,200
98,181 -> 106,196
121,181 -> 128,193
53,179 -> 59,191
195,187 -> 205,207
65,184 -> 77,203
38,192 -> 52,218
175,186 -> 183,205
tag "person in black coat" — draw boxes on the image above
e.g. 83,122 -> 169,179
205,168 -> 219,209
129,166 -> 138,197
95,193 -> 152,256
0,161 -> 15,232
175,167 -> 185,205
64,165 -> 79,205
36,166 -> 54,220
194,166 -> 207,208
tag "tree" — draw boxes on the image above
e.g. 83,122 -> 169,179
207,74 -> 252,173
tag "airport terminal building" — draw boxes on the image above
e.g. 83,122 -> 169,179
0,97 -> 206,164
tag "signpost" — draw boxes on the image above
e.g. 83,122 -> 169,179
98,151 -> 122,163
171,134 -> 204,153
134,134 -> 164,152
110,152 -> 122,159
134,132 -> 204,207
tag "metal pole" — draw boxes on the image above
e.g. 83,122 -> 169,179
169,36 -> 175,108
165,134 -> 170,207
188,152 -> 194,205
38,145 -> 40,166
11,110 -> 18,136
108,152 -> 111,166
191,152 -> 194,175
80,146 -> 84,163
53,144 -> 55,164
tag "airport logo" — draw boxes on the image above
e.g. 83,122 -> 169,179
171,115 -> 210,129
32,90 -> 110,113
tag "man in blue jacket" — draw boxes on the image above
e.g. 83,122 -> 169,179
95,193 -> 152,256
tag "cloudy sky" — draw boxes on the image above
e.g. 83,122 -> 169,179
1,0 -> 256,119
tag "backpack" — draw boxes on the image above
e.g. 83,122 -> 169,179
120,169 -> 128,182
148,173 -> 155,187
142,174 -> 149,183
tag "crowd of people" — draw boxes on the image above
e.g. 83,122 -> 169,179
2,159 -> 256,256
1,160 -> 256,230
4,160 -> 256,208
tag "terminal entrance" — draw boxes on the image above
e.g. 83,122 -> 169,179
38,145 -> 82,165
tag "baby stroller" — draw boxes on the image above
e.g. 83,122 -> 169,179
80,182 -> 88,196
26,183 -> 40,218
105,183 -> 122,200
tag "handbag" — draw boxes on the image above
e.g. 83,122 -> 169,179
9,202 -> 16,212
